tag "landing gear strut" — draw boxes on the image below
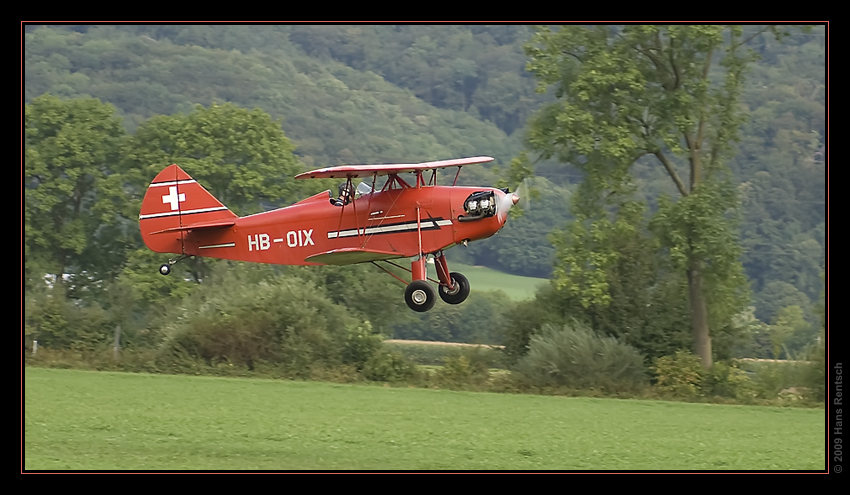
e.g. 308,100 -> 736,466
433,252 -> 469,305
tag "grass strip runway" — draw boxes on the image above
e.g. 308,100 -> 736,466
24,368 -> 825,471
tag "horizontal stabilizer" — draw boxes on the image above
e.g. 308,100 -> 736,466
305,247 -> 405,265
148,219 -> 236,235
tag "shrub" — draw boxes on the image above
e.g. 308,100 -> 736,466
361,349 -> 418,383
383,341 -> 504,367
499,288 -> 566,364
801,340 -> 825,402
24,285 -> 114,352
652,350 -> 704,398
513,321 -> 648,393
382,341 -> 457,365
339,322 -> 384,371
155,274 -> 360,375
741,355 -> 823,403
653,351 -> 757,401
448,345 -> 505,371
435,354 -> 491,388
391,290 -> 514,345
702,361 -> 757,401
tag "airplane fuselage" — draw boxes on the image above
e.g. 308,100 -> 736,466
140,165 -> 509,266
177,185 -> 506,265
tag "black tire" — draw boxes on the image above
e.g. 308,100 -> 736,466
159,264 -> 171,276
438,272 -> 470,305
404,280 -> 436,312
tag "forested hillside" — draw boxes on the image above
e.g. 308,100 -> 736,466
24,25 -> 527,168
24,24 -> 826,362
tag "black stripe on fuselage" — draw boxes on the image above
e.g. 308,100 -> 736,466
328,217 -> 452,239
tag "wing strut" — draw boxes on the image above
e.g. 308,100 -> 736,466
359,173 -> 377,248
416,206 -> 423,259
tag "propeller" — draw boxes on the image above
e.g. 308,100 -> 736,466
497,187 -> 521,223
497,177 -> 531,223
513,177 -> 532,214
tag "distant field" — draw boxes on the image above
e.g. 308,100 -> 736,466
24,368 -> 825,471
428,262 -> 547,301
384,340 -> 501,347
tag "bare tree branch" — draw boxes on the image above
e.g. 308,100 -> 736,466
561,50 -> 583,63
654,150 -> 689,196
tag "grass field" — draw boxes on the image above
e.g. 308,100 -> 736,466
428,262 -> 547,301
24,368 -> 825,471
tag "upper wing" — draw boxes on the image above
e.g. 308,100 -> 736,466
294,156 -> 494,180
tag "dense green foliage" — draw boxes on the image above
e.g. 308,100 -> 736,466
122,102 -> 308,215
156,270 -> 365,376
514,25 -> 824,370
287,25 -> 545,135
383,341 -> 505,368
390,290 -> 512,344
524,25 -> 766,368
23,25 -> 522,167
652,349 -> 825,403
24,94 -> 130,294
513,322 -> 649,393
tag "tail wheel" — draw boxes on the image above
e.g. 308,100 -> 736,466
438,272 -> 470,305
158,254 -> 190,276
405,280 -> 436,312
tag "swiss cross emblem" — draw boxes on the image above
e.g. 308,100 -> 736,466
162,186 -> 186,211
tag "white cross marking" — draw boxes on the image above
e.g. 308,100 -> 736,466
162,186 -> 186,211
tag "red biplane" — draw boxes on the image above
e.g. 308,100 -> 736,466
139,156 -> 519,312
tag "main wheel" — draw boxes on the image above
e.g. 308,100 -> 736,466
404,280 -> 436,312
438,272 -> 470,305
159,264 -> 171,276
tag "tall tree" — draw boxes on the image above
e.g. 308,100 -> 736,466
524,25 -> 782,368
122,102 -> 306,216
25,94 -> 129,292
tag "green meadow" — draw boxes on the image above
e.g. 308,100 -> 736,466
24,368 -> 824,471
428,262 -> 547,301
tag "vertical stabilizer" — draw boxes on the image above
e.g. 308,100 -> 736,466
139,164 -> 237,254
